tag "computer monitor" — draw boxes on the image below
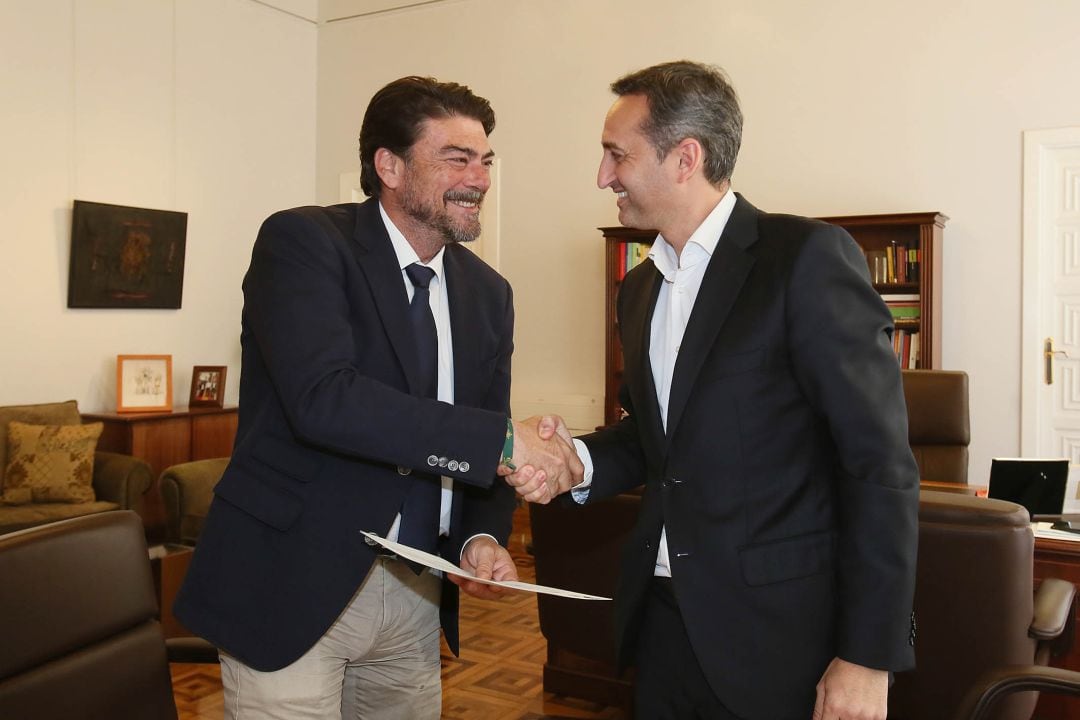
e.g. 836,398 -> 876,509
987,457 -> 1069,518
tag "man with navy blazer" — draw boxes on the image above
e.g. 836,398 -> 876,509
175,77 -> 580,720
511,62 -> 919,719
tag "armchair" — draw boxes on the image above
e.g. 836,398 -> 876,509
0,511 -> 217,719
0,400 -> 153,535
888,490 -> 1077,720
159,457 -> 228,545
901,369 -> 970,484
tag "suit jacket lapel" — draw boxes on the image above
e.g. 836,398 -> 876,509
621,262 -> 666,461
443,246 -> 482,407
664,195 -> 758,443
349,200 -> 427,397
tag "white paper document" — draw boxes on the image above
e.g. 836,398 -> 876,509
361,531 -> 610,601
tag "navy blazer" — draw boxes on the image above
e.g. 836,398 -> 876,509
174,199 -> 517,671
581,194 -> 919,720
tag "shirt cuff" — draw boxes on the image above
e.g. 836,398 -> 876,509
460,533 -> 499,563
570,438 -> 593,504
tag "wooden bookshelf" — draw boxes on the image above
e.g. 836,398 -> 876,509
599,212 -> 946,426
818,211 -> 947,373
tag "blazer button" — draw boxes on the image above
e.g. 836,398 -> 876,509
644,539 -> 652,550
426,455 -> 439,467
397,466 -> 411,476
438,456 -> 449,468
460,461 -> 470,472
448,460 -> 459,471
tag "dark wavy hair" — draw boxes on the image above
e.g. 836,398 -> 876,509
358,76 -> 495,199
611,60 -> 742,186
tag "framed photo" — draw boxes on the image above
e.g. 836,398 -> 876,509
189,366 -> 227,408
116,355 -> 173,413
68,200 -> 188,308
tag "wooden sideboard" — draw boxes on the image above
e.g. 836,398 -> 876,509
82,405 -> 238,479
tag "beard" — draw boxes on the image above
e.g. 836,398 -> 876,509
402,184 -> 484,245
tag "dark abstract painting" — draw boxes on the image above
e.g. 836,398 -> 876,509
68,200 -> 187,308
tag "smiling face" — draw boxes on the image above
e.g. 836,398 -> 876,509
597,94 -> 679,233
394,115 -> 493,250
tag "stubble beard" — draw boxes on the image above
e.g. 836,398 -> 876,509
403,185 -> 484,246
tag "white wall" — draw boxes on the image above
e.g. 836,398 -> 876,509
0,0 -> 316,412
316,0 -> 1080,484
4,0 -> 1078,487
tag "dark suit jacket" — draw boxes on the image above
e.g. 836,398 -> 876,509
174,199 -> 517,672
581,194 -> 919,720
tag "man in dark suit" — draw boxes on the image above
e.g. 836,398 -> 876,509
509,61 -> 919,719
174,76 -> 580,720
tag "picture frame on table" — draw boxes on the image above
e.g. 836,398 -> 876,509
189,365 -> 227,408
117,354 -> 173,413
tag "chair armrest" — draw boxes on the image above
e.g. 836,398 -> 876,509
1031,578 -> 1076,640
955,665 -> 1080,720
92,451 -> 153,510
165,636 -> 219,664
1031,577 -> 1077,661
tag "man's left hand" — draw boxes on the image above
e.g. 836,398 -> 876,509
450,536 -> 518,600
813,657 -> 888,720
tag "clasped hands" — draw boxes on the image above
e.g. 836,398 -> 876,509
497,415 -> 582,504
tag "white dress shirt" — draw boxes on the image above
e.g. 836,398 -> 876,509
574,189 -> 737,576
379,203 -> 456,542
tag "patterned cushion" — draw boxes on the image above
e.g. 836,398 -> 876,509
0,401 -> 82,490
1,421 -> 102,504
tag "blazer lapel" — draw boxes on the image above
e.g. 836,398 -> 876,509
349,201 -> 427,397
620,262 -> 666,460
664,196 -> 758,443
443,246 -> 483,407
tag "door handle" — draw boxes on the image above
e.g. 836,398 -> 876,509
1045,337 -> 1070,385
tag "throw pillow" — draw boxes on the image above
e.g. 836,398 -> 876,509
2,421 -> 103,504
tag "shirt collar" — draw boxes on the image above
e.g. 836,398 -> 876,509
649,188 -> 737,280
379,202 -> 446,281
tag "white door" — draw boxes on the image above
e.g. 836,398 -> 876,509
1021,127 -> 1080,511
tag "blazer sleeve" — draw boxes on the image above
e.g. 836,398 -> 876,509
243,208 -> 507,488
786,223 -> 920,671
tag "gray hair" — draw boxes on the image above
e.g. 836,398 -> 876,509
611,60 -> 742,186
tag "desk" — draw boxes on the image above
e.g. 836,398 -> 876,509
1034,535 -> 1080,718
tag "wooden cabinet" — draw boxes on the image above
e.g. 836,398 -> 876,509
82,405 -> 238,479
817,211 -> 947,372
600,212 -> 946,426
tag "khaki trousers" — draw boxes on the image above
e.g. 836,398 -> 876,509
219,556 -> 442,719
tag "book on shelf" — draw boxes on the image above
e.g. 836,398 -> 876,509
892,328 -> 920,369
888,303 -> 921,320
880,293 -> 920,302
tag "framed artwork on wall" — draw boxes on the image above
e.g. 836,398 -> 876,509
68,200 -> 188,308
189,366 -> 227,408
117,354 -> 173,413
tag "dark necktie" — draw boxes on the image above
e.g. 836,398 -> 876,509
397,263 -> 441,558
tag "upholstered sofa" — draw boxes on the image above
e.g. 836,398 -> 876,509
0,400 -> 153,535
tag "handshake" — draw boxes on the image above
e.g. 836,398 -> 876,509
496,416 -> 583,504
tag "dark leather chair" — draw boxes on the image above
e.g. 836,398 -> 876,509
529,494 -> 638,714
889,490 -> 1077,720
0,510 -> 217,719
902,369 -> 970,485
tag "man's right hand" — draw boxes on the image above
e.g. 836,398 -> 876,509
499,415 -> 582,504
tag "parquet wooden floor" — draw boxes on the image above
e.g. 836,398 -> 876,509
171,505 -> 626,719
